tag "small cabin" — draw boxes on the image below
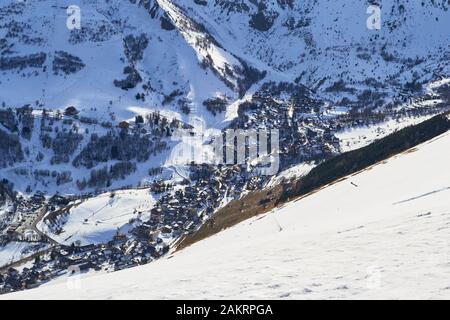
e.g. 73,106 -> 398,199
118,121 -> 130,129
64,106 -> 79,116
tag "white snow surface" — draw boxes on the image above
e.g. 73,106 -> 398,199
2,0 -> 449,117
38,189 -> 156,246
336,115 -> 434,152
1,0 -> 449,195
266,162 -> 314,187
4,131 -> 450,299
0,242 -> 49,268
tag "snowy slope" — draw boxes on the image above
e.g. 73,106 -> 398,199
2,0 -> 449,118
0,0 -> 237,131
1,0 -> 449,194
37,189 -> 156,246
5,130 -> 450,299
0,242 -> 49,268
335,114 -> 433,152
1,0 -> 449,296
173,0 -> 450,99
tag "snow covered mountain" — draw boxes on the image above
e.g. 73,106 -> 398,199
2,0 -> 449,107
0,0 -> 449,294
0,0 -> 449,191
4,124 -> 450,299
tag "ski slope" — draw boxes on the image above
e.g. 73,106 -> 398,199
37,189 -> 156,246
0,242 -> 49,268
4,131 -> 450,299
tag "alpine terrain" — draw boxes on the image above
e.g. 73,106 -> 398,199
0,0 -> 449,297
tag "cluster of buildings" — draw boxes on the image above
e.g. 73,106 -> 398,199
0,231 -> 170,293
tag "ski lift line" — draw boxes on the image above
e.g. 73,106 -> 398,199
83,200 -> 115,220
92,210 -> 144,222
